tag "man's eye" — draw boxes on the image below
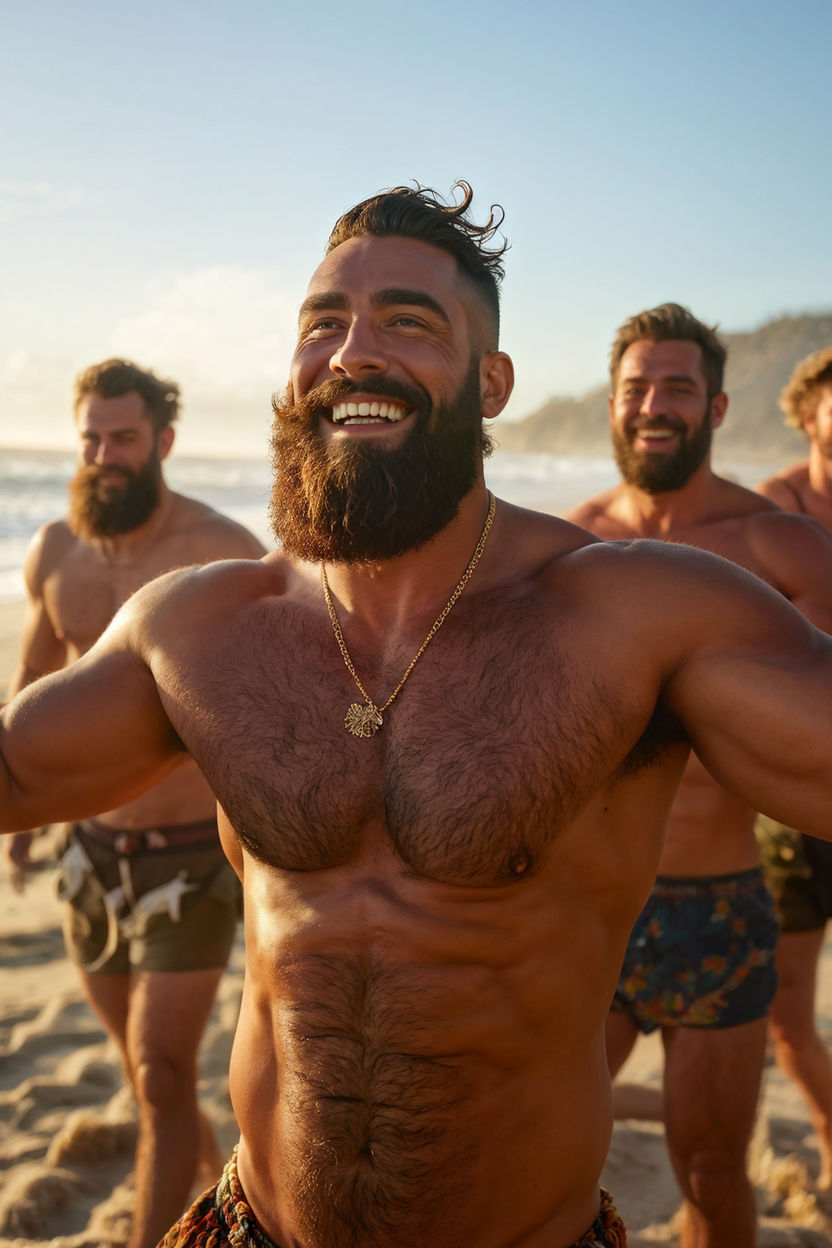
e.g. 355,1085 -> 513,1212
306,318 -> 340,335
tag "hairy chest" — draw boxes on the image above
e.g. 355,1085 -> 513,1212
156,599 -> 656,886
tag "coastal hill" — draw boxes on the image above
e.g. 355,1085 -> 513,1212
497,312 -> 832,459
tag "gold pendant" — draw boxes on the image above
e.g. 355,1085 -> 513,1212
345,703 -> 383,738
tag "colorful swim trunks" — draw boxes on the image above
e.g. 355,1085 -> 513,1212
159,1148 -> 628,1247
755,815 -> 832,933
612,868 -> 778,1032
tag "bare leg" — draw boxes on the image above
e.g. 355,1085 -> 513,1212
125,967 -> 225,1248
82,965 -> 225,1245
79,968 -> 131,1068
768,926 -> 832,1189
663,1019 -> 767,1248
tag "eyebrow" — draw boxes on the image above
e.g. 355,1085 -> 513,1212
620,373 -> 699,386
298,287 -> 451,327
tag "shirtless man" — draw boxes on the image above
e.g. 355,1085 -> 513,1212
755,345 -> 832,1189
3,358 -> 266,1248
2,188 -> 832,1248
567,305 -> 832,1248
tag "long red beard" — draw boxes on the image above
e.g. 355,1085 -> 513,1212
67,459 -> 161,539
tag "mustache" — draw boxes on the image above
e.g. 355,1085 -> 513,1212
273,376 -> 432,424
75,463 -> 136,484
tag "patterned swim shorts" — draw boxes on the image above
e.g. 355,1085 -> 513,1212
612,868 -> 778,1032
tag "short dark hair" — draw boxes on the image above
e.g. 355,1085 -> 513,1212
326,182 -> 507,344
609,303 -> 727,401
73,359 -> 180,433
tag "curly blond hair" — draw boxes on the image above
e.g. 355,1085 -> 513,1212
780,346 -> 832,432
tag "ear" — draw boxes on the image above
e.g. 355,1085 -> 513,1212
608,393 -> 615,424
801,404 -> 816,437
709,391 -> 728,430
156,425 -> 175,462
479,352 -> 515,421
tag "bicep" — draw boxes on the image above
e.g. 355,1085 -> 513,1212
666,600 -> 832,836
1,640 -> 184,831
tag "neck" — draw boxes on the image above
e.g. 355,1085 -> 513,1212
321,480 -> 494,637
615,462 -> 719,536
807,445 -> 832,500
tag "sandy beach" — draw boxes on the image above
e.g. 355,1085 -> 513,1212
1,595 -> 832,1246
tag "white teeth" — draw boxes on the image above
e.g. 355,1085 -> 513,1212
330,401 -> 408,424
345,416 -> 386,424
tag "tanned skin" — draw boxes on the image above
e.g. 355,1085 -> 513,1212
3,241 -> 832,1248
4,388 -> 266,1248
757,377 -> 832,1190
568,339 -> 832,1248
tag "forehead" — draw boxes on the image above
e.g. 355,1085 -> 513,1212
304,235 -> 468,317
75,390 -> 152,430
618,338 -> 706,383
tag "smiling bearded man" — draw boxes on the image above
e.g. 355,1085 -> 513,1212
269,359 -> 490,563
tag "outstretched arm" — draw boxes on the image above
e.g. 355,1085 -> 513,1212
1,600 -> 186,833
658,548 -> 832,837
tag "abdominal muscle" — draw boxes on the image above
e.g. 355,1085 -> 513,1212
229,847 -> 617,1248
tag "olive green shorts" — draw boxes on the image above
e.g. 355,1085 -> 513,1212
59,821 -> 241,975
755,815 -> 832,933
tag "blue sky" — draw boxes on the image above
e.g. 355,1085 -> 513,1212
2,0 -> 830,455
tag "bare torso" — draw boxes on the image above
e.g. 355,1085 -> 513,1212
25,491 -> 264,829
123,505 -> 692,1247
5,493 -> 832,1245
567,478 -> 832,877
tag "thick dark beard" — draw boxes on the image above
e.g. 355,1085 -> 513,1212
612,416 -> 712,494
268,361 -> 490,563
67,457 -> 162,540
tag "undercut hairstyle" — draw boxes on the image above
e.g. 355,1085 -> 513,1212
326,181 -> 508,345
780,346 -> 832,432
73,359 -> 180,433
609,303 -> 727,402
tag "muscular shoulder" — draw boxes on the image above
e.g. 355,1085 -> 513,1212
164,493 -> 267,561
555,537 -> 806,658
755,464 -> 808,511
116,551 -> 289,659
563,488 -> 629,539
22,519 -> 79,592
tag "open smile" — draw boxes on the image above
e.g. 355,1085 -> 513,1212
330,400 -> 410,426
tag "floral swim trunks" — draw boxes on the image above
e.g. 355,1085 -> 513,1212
611,868 -> 778,1032
159,1148 -> 628,1247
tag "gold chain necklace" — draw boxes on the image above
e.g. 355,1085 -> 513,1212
321,491 -> 496,738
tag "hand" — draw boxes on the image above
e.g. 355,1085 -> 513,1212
5,831 -> 35,894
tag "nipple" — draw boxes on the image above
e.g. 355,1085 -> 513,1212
509,853 -> 530,877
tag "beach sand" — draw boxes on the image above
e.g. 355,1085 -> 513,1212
1,596 -> 831,1245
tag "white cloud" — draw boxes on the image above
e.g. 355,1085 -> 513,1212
0,180 -> 87,225
109,266 -> 297,406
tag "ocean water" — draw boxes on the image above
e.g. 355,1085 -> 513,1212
0,445 -> 771,605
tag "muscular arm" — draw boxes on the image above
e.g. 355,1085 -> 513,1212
1,588 -> 186,833
652,546 -> 832,836
8,528 -> 69,699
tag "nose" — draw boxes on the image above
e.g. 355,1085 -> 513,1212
94,440 -> 119,466
329,318 -> 388,379
639,386 -> 665,418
